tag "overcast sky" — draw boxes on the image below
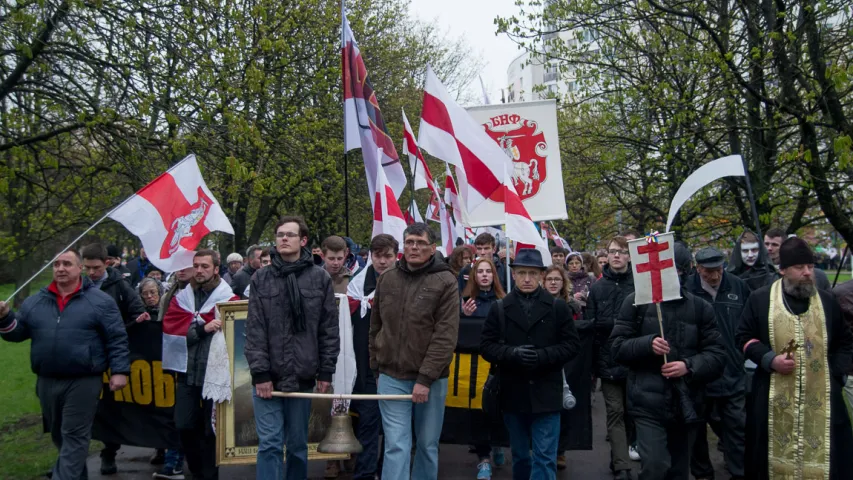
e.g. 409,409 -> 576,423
409,0 -> 524,105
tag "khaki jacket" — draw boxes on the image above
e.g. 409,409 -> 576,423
369,255 -> 459,386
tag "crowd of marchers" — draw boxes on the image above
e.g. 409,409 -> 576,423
1,219 -> 852,480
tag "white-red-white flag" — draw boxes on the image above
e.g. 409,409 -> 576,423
438,194 -> 455,256
418,65 -> 511,212
402,109 -> 436,192
444,166 -> 466,243
107,155 -> 234,272
405,199 -> 424,225
161,281 -> 238,373
342,9 -> 406,199
425,180 -> 442,223
504,174 -> 550,266
371,150 -> 407,246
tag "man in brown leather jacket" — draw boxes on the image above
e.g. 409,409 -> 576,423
369,222 -> 459,480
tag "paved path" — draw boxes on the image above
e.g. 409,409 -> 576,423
86,392 -> 725,479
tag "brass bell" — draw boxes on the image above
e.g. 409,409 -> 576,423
317,414 -> 363,454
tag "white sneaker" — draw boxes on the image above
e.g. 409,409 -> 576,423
629,445 -> 641,461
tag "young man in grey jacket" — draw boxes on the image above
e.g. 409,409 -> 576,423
245,215 -> 340,480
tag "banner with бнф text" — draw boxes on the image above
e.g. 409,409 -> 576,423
462,100 -> 567,226
92,321 -> 180,449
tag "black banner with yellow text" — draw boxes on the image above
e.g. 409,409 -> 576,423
92,321 -> 180,449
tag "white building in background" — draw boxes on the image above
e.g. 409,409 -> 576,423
505,24 -> 600,103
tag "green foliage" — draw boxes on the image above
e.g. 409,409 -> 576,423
0,0 -> 481,294
496,0 -> 853,248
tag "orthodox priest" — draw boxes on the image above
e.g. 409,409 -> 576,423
737,237 -> 853,479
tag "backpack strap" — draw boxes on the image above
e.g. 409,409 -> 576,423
496,299 -> 505,345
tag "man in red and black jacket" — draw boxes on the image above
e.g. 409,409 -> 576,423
0,249 -> 129,480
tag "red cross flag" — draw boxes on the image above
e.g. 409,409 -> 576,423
108,154 -> 234,272
628,232 -> 682,305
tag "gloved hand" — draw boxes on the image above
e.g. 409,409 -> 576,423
513,346 -> 538,368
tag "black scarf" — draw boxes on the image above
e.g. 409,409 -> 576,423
270,247 -> 314,333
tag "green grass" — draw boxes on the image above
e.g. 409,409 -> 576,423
0,274 -> 102,479
830,271 -> 851,285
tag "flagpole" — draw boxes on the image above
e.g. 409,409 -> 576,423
833,245 -> 849,288
3,154 -> 199,305
740,156 -> 763,241
344,151 -> 350,237
504,224 -> 511,293
410,147 -> 419,221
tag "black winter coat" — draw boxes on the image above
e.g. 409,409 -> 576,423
98,267 -> 146,325
459,289 -> 499,352
0,277 -> 130,377
245,252 -> 340,392
686,272 -> 750,396
587,265 -> 634,380
230,264 -> 257,300
480,287 -> 580,414
610,290 -> 725,423
127,257 -> 154,288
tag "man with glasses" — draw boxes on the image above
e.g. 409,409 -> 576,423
246,215 -> 339,480
586,235 -> 636,480
370,223 -> 459,480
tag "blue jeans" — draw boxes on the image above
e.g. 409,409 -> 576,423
164,449 -> 184,470
253,392 -> 312,480
504,411 -> 560,480
378,374 -> 448,480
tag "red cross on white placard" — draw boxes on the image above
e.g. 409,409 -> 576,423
635,241 -> 675,303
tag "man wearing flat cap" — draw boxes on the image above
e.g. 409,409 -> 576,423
737,237 -> 853,480
480,248 -> 580,479
687,247 -> 750,480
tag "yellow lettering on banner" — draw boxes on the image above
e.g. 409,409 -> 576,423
445,354 -> 472,408
131,359 -> 153,405
470,356 -> 491,410
100,372 -> 109,400
152,361 -> 175,407
445,353 -> 492,410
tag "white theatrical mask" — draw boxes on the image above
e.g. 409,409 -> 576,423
741,242 -> 760,266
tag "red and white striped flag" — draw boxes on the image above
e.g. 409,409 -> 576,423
444,165 -> 466,243
342,9 -> 406,199
505,173 -> 550,266
418,65 -> 511,212
425,180 -> 442,223
438,194 -> 455,256
108,155 -> 234,272
162,282 -> 238,372
402,109 -> 436,193
371,150 -> 407,246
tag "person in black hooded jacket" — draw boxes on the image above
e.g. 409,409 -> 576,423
727,230 -> 778,291
610,242 -> 725,480
586,235 -> 636,479
81,243 -> 149,474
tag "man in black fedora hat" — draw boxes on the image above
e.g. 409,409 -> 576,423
481,248 -> 580,479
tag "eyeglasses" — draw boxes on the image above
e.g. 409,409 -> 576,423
608,249 -> 630,256
276,231 -> 300,239
404,240 -> 433,249
545,277 -> 563,283
141,291 -> 159,298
